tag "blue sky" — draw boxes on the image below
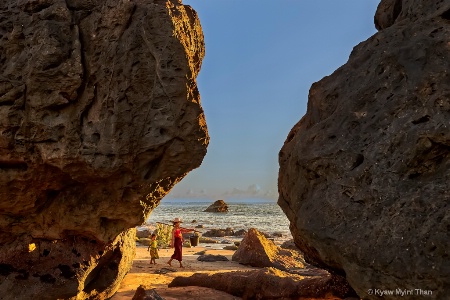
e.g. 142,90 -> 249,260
167,0 -> 380,200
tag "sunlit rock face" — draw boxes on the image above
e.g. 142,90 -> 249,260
0,0 -> 208,298
278,0 -> 450,298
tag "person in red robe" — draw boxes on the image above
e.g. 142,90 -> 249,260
167,218 -> 194,268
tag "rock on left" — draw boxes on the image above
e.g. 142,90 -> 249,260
0,0 -> 208,299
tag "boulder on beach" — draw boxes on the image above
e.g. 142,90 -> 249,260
197,254 -> 229,262
199,237 -> 218,244
204,200 -> 229,212
223,245 -> 238,251
233,229 -> 247,236
278,0 -> 450,298
280,239 -> 298,250
132,285 -> 164,300
169,267 -> 357,299
203,228 -> 234,237
232,228 -> 305,271
0,0 -> 208,298
136,229 -> 152,239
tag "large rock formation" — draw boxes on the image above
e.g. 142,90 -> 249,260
0,0 -> 208,298
278,0 -> 450,299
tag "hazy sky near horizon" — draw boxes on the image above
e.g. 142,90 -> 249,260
167,0 -> 380,200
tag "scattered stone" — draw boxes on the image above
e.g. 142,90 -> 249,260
223,245 -> 238,251
191,220 -> 197,223
203,228 -> 234,237
272,232 -> 283,238
195,224 -> 204,228
155,268 -> 177,274
278,0 -> 450,298
221,240 -> 233,244
233,229 -> 247,236
199,237 -> 218,244
169,267 -> 357,299
232,228 -> 305,271
234,241 -> 241,247
132,285 -> 165,300
136,229 -> 152,239
197,254 -> 229,262
194,250 -> 206,255
280,239 -> 298,250
204,200 -> 229,213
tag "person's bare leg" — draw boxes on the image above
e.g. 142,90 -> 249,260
179,261 -> 184,268
167,258 -> 172,266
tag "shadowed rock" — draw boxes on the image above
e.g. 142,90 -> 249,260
0,0 -> 208,298
197,254 -> 229,262
278,0 -> 450,298
169,268 -> 357,299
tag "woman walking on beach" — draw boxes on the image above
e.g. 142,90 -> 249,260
167,218 -> 193,268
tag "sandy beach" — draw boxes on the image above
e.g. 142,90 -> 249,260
111,245 -> 257,299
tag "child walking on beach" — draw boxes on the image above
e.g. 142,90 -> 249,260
167,218 -> 194,268
148,233 -> 159,264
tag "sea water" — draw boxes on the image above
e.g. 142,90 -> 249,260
143,198 -> 292,245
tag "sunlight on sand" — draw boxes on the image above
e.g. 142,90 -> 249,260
111,245 -> 255,299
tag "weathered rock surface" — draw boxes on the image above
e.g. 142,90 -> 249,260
203,199 -> 228,212
278,0 -> 450,298
0,0 -> 208,298
169,267 -> 357,299
232,228 -> 305,271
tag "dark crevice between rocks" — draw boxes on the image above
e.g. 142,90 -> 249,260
79,85 -> 97,143
40,273 -> 56,284
34,189 -> 60,214
442,9 -> 450,20
22,2 -> 52,14
0,160 -> 28,171
124,4 -> 137,32
15,269 -> 29,280
351,154 -> 365,170
412,115 -> 430,124
83,248 -> 121,294
392,0 -> 403,23
143,154 -> 164,180
0,263 -> 16,276
58,264 -> 76,279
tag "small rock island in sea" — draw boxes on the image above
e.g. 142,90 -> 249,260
204,200 -> 229,212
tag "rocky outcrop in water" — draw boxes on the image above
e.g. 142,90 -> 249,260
204,199 -> 229,212
0,0 -> 208,298
278,0 -> 450,298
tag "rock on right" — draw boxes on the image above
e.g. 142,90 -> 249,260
278,0 -> 450,299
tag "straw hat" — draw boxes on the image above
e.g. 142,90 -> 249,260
171,217 -> 183,223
